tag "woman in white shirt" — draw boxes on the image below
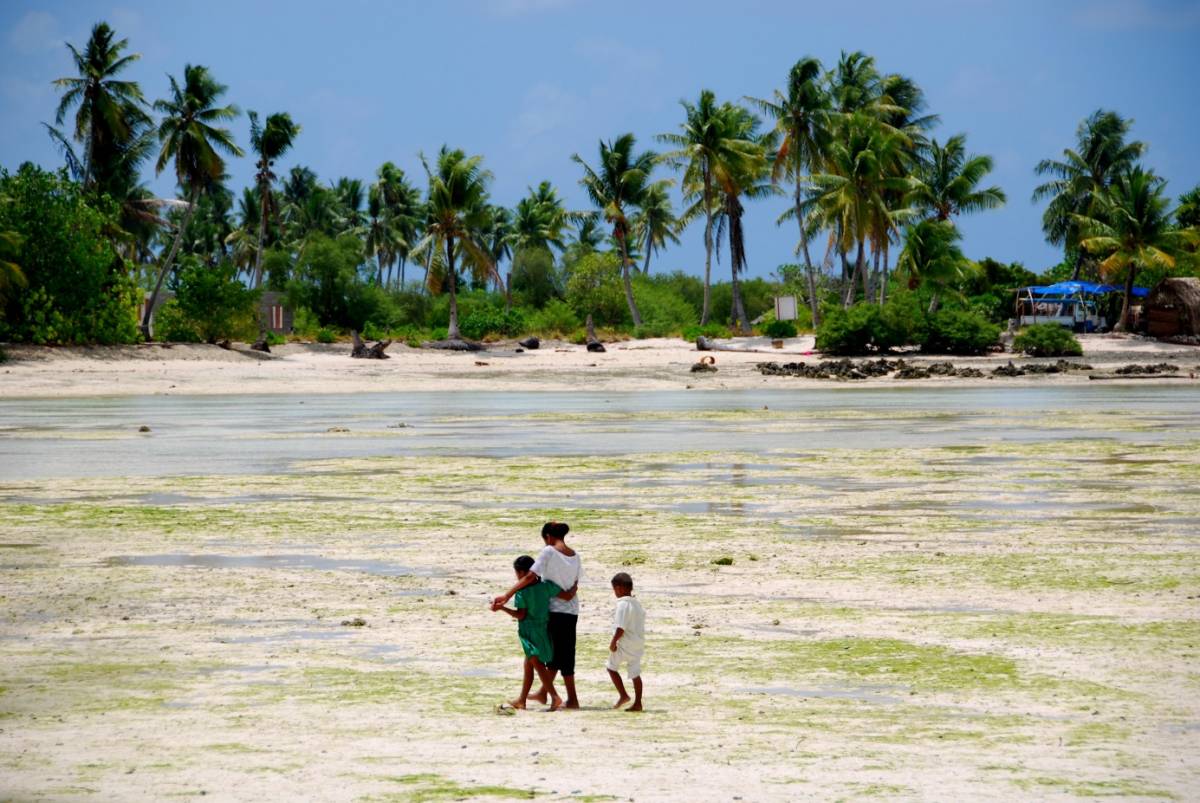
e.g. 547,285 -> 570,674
492,521 -> 582,709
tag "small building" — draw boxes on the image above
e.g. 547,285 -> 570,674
259,291 -> 294,335
1143,277 -> 1200,338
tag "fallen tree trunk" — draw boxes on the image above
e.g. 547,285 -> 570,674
351,331 -> 392,359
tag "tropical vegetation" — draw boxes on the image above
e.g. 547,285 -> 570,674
1,24 -> 1196,351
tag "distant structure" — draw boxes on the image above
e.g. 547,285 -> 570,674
259,291 -> 293,335
1142,278 -> 1200,339
136,290 -> 174,336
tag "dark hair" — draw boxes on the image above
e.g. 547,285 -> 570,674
611,572 -> 633,589
541,521 -> 570,540
513,555 -> 535,572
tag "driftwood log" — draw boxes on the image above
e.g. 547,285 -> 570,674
351,330 -> 392,359
518,336 -> 540,350
423,338 -> 484,351
250,332 -> 271,353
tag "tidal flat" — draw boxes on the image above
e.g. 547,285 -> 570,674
1,387 -> 1198,800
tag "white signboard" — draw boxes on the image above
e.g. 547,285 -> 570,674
774,295 -> 798,322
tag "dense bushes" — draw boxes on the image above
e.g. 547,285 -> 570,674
1012,323 -> 1083,357
565,252 -> 627,326
922,308 -> 1000,355
0,164 -> 138,344
815,292 -> 998,355
762,318 -> 798,338
160,260 -> 260,342
459,306 -> 526,340
526,299 -> 580,335
286,233 -> 385,331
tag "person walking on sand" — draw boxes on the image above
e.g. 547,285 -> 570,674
492,521 -> 582,708
493,555 -> 563,710
607,572 -> 645,711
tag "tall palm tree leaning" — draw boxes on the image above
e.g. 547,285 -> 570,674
1077,167 -> 1194,332
573,134 -> 655,326
141,65 -> 242,340
248,111 -> 300,288
1033,110 -> 1145,281
658,90 -> 726,325
414,147 -> 495,342
747,56 -> 831,326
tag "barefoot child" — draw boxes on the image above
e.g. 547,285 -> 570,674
493,556 -> 563,710
607,572 -> 645,712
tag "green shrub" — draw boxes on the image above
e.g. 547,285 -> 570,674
762,318 -> 798,338
0,165 -> 138,344
527,299 -> 580,336
510,248 -> 561,308
922,308 -> 1000,355
171,260 -> 260,343
153,300 -> 202,343
682,322 -> 731,341
459,306 -> 526,340
565,251 -> 628,326
1012,323 -> 1083,357
361,321 -> 385,341
633,277 -> 697,335
264,331 -> 286,346
316,327 -> 337,344
817,304 -> 885,355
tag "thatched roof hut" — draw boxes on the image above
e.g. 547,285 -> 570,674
1144,277 -> 1200,337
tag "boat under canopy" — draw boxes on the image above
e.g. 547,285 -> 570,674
1015,282 -> 1149,332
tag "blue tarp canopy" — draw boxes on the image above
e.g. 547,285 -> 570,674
1024,281 -> 1149,298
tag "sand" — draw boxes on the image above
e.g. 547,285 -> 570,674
1,333 -> 1198,399
1,337 -> 1199,801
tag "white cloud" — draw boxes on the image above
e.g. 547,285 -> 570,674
7,10 -> 61,54
510,82 -> 586,142
1072,0 -> 1200,30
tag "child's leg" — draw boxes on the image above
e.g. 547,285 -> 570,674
628,676 -> 643,712
510,657 -> 535,708
607,669 -> 630,708
532,659 -> 562,709
530,668 -> 557,705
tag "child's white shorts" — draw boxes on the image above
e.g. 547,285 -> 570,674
606,644 -> 642,679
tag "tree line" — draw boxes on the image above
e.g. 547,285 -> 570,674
0,21 -> 1196,348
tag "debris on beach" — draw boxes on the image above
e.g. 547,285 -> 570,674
1114,362 -> 1180,375
138,425 -> 151,433
587,341 -> 606,353
340,617 -> 367,627
350,331 -> 392,359
422,338 -> 484,352
326,426 -> 350,433
691,356 -> 718,373
518,336 -> 540,350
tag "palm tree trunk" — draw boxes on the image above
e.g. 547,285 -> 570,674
617,229 -> 643,327
141,188 -> 198,341
642,229 -> 652,276
731,270 -> 750,334
1069,249 -> 1085,282
879,241 -> 890,306
253,181 -> 268,288
400,257 -> 407,290
844,239 -> 865,308
445,235 -> 461,340
700,172 -> 713,326
796,182 -> 820,327
1114,267 -> 1137,332
870,246 -> 882,305
928,293 -> 941,315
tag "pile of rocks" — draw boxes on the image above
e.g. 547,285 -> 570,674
991,359 -> 1093,377
1114,362 -> 1179,375
756,358 -> 901,380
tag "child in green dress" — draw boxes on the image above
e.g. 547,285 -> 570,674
493,555 -> 564,710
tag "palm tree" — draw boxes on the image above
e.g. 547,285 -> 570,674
573,134 -> 656,326
248,111 -> 300,287
365,184 -> 400,285
810,112 -> 910,307
1077,167 -> 1193,332
413,147 -> 495,341
658,90 -> 731,325
1033,110 -> 1145,281
895,219 -> 977,313
376,162 -> 421,287
51,22 -> 150,190
1176,185 -> 1200,230
909,135 -> 1005,221
483,205 -> 513,295
141,64 -> 242,340
747,56 -> 832,325
332,177 -> 366,232
634,181 -> 681,275
829,51 -> 882,115
510,181 -> 570,254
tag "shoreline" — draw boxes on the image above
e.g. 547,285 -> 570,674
1,335 -> 1198,399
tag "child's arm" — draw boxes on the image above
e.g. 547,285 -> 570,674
495,605 -> 526,621
556,582 -> 578,601
609,627 -> 624,652
492,571 -> 539,609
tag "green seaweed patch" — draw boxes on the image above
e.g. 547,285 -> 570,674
368,772 -> 536,802
1012,775 -> 1177,799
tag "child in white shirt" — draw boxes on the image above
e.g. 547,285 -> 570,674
606,572 -> 645,712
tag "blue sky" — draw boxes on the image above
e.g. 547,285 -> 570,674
2,0 -> 1198,278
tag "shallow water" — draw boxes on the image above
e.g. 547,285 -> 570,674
3,386 -> 1199,480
